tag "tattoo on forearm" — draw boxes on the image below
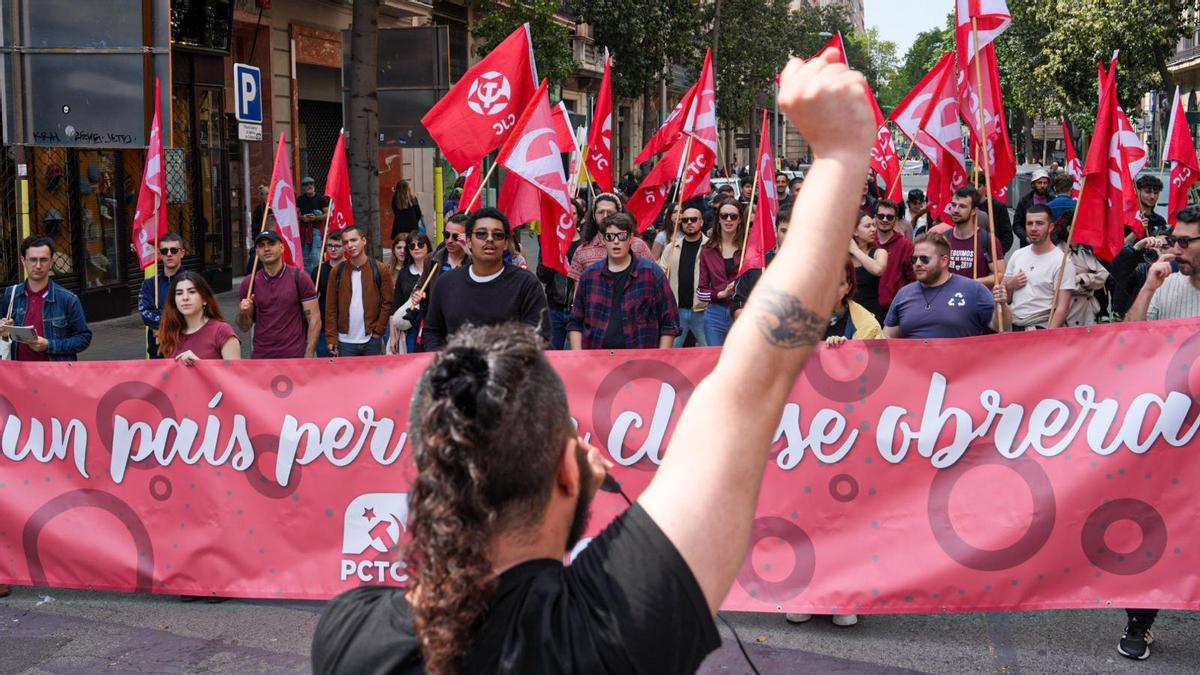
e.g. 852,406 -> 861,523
753,288 -> 827,349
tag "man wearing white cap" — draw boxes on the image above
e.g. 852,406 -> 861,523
1012,168 -> 1053,248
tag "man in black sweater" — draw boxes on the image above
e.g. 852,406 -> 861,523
423,207 -> 549,350
310,230 -> 343,358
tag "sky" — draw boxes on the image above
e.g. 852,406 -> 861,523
863,0 -> 955,60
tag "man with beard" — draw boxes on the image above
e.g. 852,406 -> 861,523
1003,205 -> 1074,330
421,207 -> 549,350
874,199 -> 915,318
884,232 -> 1009,339
776,173 -> 793,210
312,47 -> 878,675
1013,168 -> 1053,247
943,186 -> 1005,287
659,202 -> 709,346
1114,207 -> 1200,660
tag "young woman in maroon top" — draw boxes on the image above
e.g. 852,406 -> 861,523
697,198 -> 747,346
158,271 -> 241,365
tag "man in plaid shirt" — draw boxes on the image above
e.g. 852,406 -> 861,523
568,213 -> 680,350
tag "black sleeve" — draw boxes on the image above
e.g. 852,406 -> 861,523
990,197 -> 1014,251
423,277 -> 449,351
517,272 -> 551,343
1012,197 -> 1028,248
733,268 -> 762,311
566,505 -> 721,674
311,586 -> 423,675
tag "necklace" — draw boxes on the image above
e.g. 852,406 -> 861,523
920,281 -> 949,310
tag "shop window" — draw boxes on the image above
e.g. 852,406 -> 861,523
30,147 -> 73,278
77,151 -> 122,288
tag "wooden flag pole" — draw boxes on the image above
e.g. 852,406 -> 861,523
889,138 -> 918,198
972,16 -> 1005,332
313,203 -> 336,289
668,135 -> 696,206
1048,175 -> 1088,325
463,159 -> 501,213
738,161 -> 761,274
246,203 -> 273,297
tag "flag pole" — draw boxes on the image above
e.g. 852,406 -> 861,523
669,135 -> 695,206
971,17 -> 1005,332
463,159 -> 501,212
314,201 -> 335,289
889,138 -> 917,198
246,204 -> 272,297
738,160 -> 761,274
1048,175 -> 1088,324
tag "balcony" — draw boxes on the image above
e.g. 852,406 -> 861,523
571,35 -> 603,76
1168,44 -> 1200,70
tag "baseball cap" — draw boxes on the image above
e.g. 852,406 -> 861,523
254,230 -> 283,244
1031,168 -> 1050,182
301,176 -> 316,185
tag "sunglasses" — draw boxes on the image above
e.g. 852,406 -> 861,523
876,214 -> 896,221
407,241 -> 427,250
159,247 -> 181,255
447,232 -> 466,241
910,254 -> 936,265
719,212 -> 740,221
472,230 -> 509,242
680,216 -> 701,224
603,231 -> 631,242
1166,234 -> 1200,247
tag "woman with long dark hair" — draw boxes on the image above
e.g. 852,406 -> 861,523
389,232 -> 433,353
157,271 -> 240,365
391,179 -> 423,240
697,198 -> 747,346
652,201 -> 681,259
849,213 -> 888,322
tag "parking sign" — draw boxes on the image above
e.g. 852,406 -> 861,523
234,63 -> 263,124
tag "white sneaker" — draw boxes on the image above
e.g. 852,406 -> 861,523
784,613 -> 813,624
831,614 -> 859,627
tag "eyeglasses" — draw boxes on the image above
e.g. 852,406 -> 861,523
1167,234 -> 1200,247
472,230 -> 509,242
719,212 -> 740,221
407,241 -> 427,250
876,214 -> 896,222
910,254 -> 936,265
159,247 -> 181,255
327,242 -> 342,249
603,232 -> 631,242
680,216 -> 700,224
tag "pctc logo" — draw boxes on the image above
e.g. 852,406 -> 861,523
467,72 -> 512,116
339,492 -> 410,583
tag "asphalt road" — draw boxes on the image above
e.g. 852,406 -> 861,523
2,586 -> 1198,674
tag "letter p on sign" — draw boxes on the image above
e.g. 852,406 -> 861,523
234,63 -> 263,124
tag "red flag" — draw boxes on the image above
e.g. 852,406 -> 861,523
421,24 -> 538,172
498,172 -> 542,227
496,79 -> 573,274
956,44 -> 1016,201
955,0 -> 1011,63
926,162 -> 952,225
1062,118 -> 1083,200
627,140 -> 687,231
741,111 -> 779,276
267,134 -> 304,267
889,51 -> 968,223
133,78 -> 167,270
817,35 -> 902,202
635,76 -> 699,164
1164,85 -> 1199,224
681,49 -> 717,199
1076,59 -> 1145,260
585,49 -> 615,193
324,130 -> 352,232
458,163 -> 484,213
551,101 -> 577,152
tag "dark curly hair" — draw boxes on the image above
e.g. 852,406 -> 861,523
404,323 -> 576,674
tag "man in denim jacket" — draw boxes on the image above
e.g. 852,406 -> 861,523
0,235 -> 92,362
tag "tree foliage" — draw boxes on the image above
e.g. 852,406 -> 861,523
882,15 -> 954,111
1002,0 -> 1196,130
470,0 -> 576,85
573,0 -> 702,101
711,0 -> 793,127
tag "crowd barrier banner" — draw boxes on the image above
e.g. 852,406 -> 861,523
1,318 -> 1198,614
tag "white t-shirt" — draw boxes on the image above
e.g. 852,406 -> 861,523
1148,273 -> 1200,320
338,268 -> 371,344
1005,245 -> 1075,327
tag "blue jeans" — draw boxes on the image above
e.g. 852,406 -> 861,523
316,335 -> 331,358
406,329 -> 419,354
338,337 -> 383,357
674,308 -> 708,348
703,304 -> 733,347
548,306 -> 571,350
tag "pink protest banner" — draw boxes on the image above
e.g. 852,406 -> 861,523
1,319 -> 1198,613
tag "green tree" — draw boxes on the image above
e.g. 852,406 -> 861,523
573,0 -> 703,168
711,0 -> 793,131
789,5 -> 873,83
470,0 -> 576,85
882,16 -> 954,111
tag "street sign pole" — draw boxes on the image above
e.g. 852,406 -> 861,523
234,63 -> 264,254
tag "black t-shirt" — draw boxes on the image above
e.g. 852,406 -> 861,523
311,505 -> 720,674
297,194 -> 329,220
602,265 -> 633,349
422,265 -> 550,350
723,256 -> 736,279
677,238 -> 702,311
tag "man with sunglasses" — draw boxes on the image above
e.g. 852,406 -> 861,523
874,199 -> 915,320
659,203 -> 708,346
138,232 -> 187,359
570,212 -> 679,350
883,232 -> 1009,339
423,207 -> 549,351
1126,207 -> 1200,323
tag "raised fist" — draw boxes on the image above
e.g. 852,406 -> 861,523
777,49 -> 874,162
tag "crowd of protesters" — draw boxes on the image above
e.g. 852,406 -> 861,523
2,153 -> 1199,660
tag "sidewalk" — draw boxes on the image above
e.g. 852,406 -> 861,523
81,278 -> 250,362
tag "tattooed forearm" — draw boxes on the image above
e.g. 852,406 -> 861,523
753,287 -> 827,348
